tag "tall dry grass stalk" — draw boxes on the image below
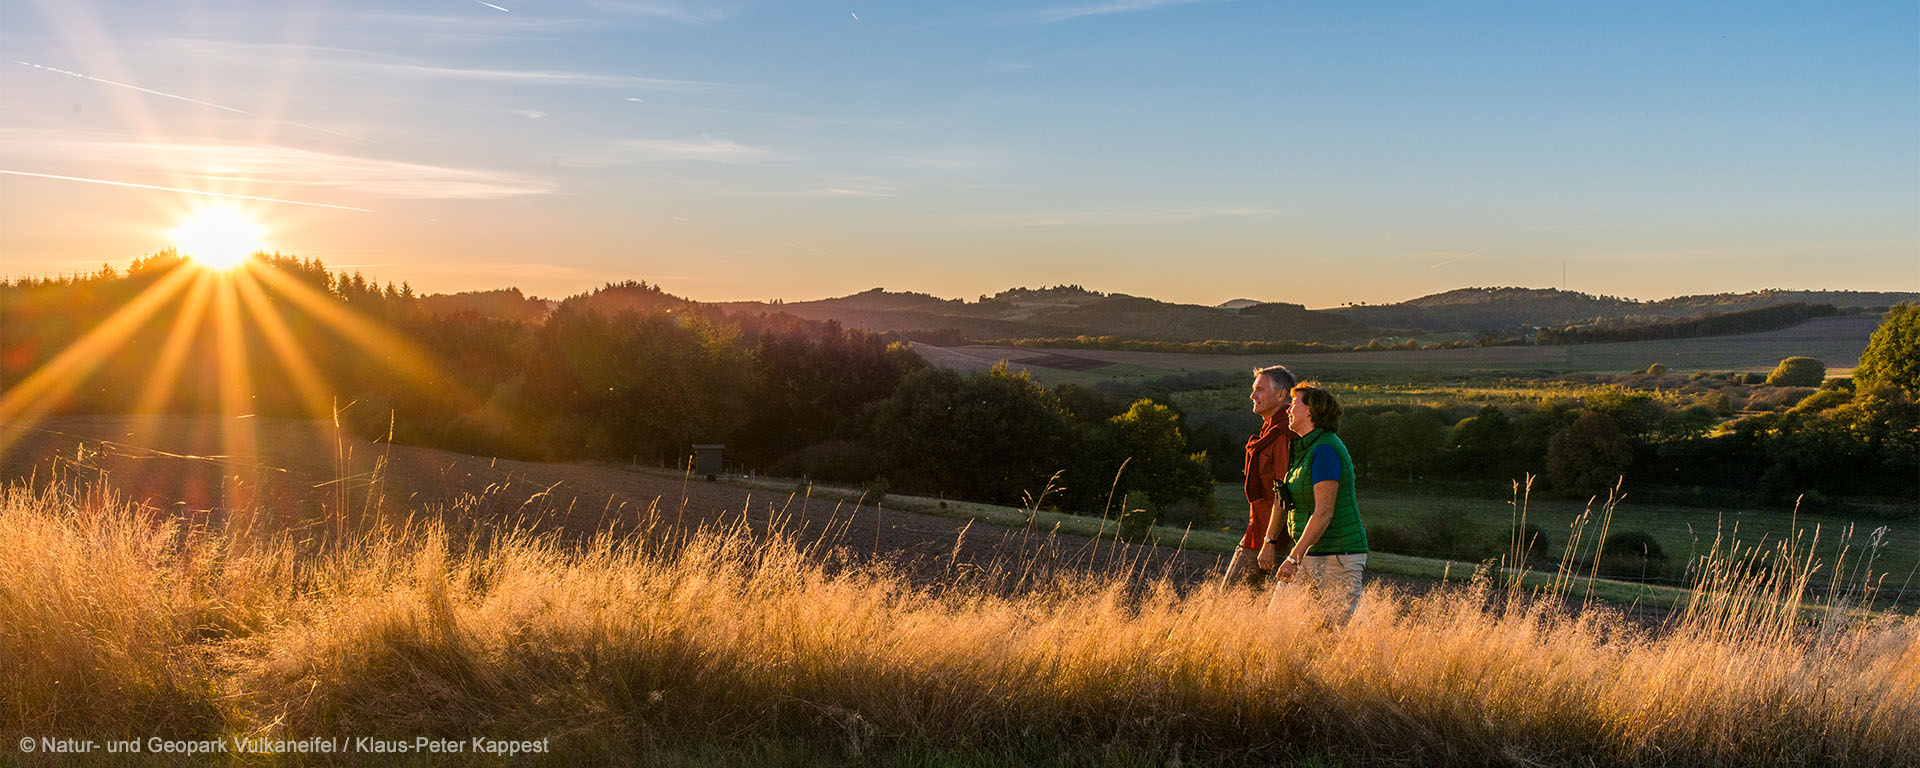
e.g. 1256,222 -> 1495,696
1,479 -> 1915,766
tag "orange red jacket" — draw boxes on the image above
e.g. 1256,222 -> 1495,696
1240,416 -> 1295,551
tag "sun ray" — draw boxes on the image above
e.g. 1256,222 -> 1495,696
247,264 -> 469,402
129,270 -> 215,414
124,270 -> 216,447
0,264 -> 199,455
212,276 -> 260,513
234,266 -> 337,423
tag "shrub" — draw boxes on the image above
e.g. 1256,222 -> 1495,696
1364,522 -> 1426,555
861,477 -> 890,506
1765,356 -> 1826,387
1159,497 -> 1218,529
1117,490 -> 1156,540
1746,386 -> 1815,412
1514,522 -> 1552,563
1597,530 -> 1669,579
1645,363 -> 1667,376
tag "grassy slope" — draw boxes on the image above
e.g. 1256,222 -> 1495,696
5,482 -> 1915,767
1208,483 -> 1918,607
953,314 -> 1882,386
724,469 -> 1916,614
716,474 -> 1747,612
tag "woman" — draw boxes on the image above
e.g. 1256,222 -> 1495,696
1259,383 -> 1367,621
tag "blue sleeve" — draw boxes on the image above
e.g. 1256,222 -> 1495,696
1309,444 -> 1341,484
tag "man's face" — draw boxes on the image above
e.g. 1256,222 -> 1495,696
1249,374 -> 1288,418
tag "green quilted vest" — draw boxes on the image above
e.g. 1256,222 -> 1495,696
1283,429 -> 1368,554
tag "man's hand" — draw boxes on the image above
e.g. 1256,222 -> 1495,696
1257,542 -> 1276,569
1275,557 -> 1299,583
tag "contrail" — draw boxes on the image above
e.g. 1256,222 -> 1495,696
1429,250 -> 1479,269
17,60 -> 249,114
0,170 -> 373,213
16,60 -> 359,140
470,0 -> 511,12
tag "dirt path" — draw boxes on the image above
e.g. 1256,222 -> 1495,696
7,415 -> 1668,629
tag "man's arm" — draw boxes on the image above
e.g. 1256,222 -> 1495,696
1257,501 -> 1288,569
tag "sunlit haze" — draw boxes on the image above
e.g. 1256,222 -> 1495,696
2,1 -> 1915,305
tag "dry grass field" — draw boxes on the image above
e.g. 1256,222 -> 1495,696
3,473 -> 1917,767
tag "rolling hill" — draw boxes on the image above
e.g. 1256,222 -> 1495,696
714,285 -> 1376,343
408,280 -> 1915,346
1334,287 -> 1918,332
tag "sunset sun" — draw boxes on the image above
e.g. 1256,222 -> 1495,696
171,207 -> 266,270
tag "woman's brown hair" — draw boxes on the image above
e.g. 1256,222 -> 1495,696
1289,383 -> 1342,432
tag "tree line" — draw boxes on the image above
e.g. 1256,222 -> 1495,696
1534,302 -> 1842,345
1,254 -> 1218,519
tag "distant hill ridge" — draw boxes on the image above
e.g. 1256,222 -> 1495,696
413,281 -> 1914,344
1335,287 -> 1918,332
714,284 -> 1370,343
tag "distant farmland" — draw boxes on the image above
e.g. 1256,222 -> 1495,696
920,314 -> 1884,384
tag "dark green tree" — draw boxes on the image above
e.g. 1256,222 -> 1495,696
868,364 -> 1076,505
1855,303 -> 1919,398
1546,410 -> 1632,497
1448,405 -> 1518,481
1584,388 -> 1664,443
1367,409 -> 1447,482
1103,399 -> 1214,509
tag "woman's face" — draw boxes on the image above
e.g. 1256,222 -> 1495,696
1286,393 -> 1314,434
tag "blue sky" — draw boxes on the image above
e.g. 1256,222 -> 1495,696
2,0 -> 1915,306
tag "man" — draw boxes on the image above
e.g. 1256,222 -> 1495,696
1221,364 -> 1296,589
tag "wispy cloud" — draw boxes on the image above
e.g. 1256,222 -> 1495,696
663,104 -> 911,131
469,0 -> 512,12
160,38 -> 726,92
327,12 -> 589,43
5,134 -> 552,200
999,205 -> 1273,227
1023,0 -> 1213,24
593,1 -> 733,24
372,62 -> 723,90
869,148 -> 1000,171
797,176 -> 901,198
575,136 -> 773,165
510,109 -> 547,119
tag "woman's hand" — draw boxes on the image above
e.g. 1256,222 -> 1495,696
1257,541 -> 1276,569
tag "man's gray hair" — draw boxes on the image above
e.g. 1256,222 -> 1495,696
1254,365 -> 1296,390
